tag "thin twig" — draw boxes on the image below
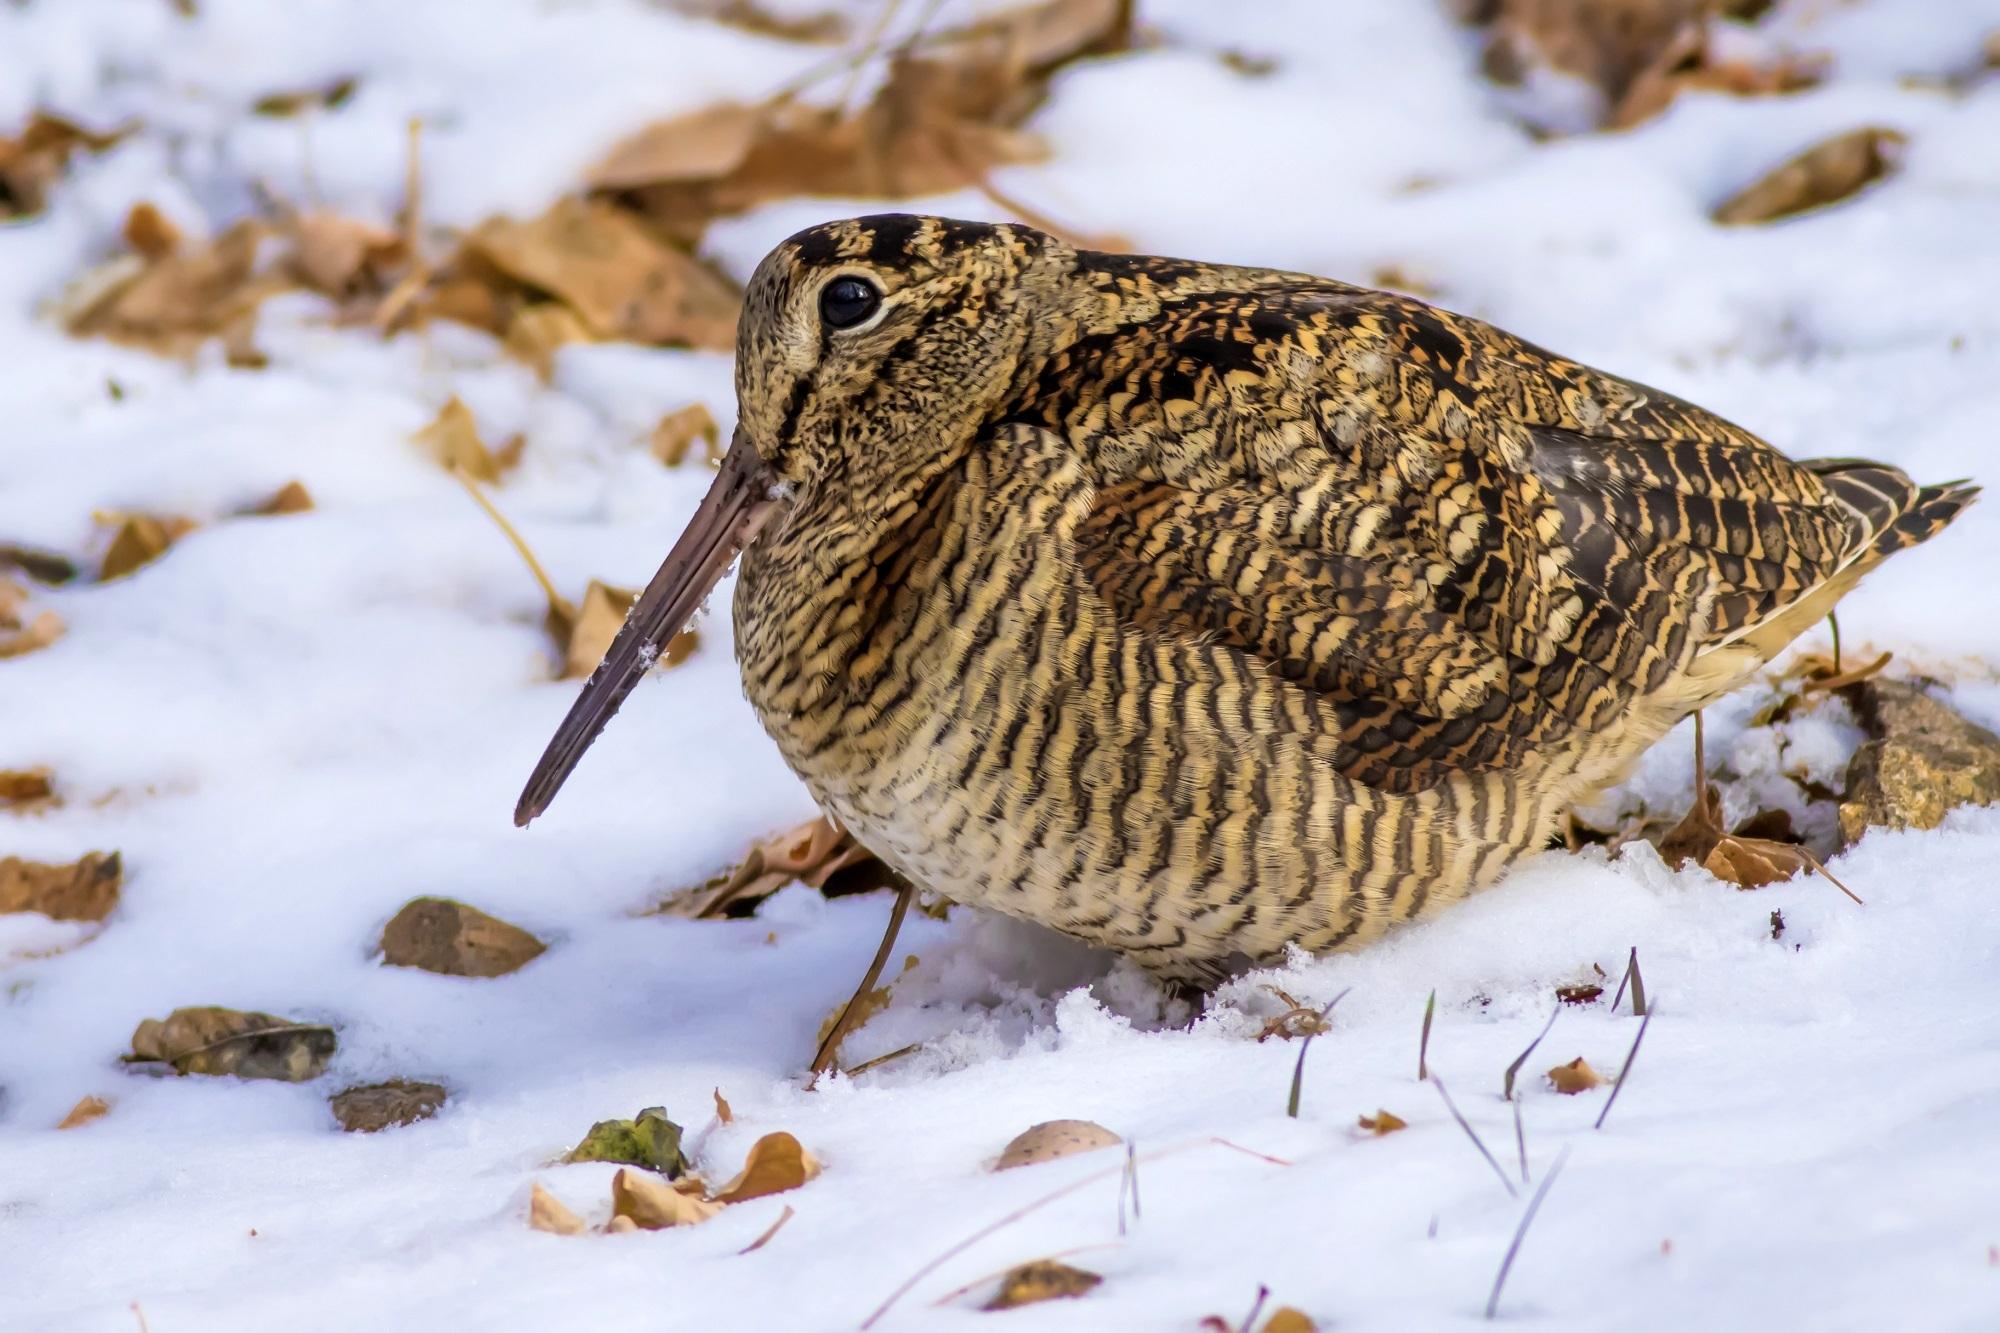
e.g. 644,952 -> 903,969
737,1204 -> 795,1255
1238,1285 -> 1271,1333
1610,946 -> 1647,1018
1286,988 -> 1351,1118
860,1137 -> 1288,1329
1484,1143 -> 1574,1319
131,1303 -> 150,1333
1117,1139 -> 1140,1236
841,1042 -> 921,1078
1419,988 -> 1436,1081
451,467 -> 568,621
809,881 -> 914,1084
1793,845 -> 1866,906
1431,1073 -> 1517,1198
1512,1095 -> 1529,1187
1502,1005 -> 1560,1101
1594,1004 -> 1656,1131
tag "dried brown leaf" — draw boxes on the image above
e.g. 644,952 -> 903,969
711,1131 -> 821,1203
251,76 -> 359,117
982,1258 -> 1102,1310
528,1181 -> 588,1236
660,816 -> 882,917
505,302 -> 594,379
562,580 -> 637,679
1714,127 -> 1906,226
329,1079 -> 447,1132
249,480 -> 315,516
415,397 -> 505,482
56,1094 -> 112,1129
590,102 -> 768,191
0,851 -> 121,921
1263,1310 -> 1319,1333
0,607 -> 64,658
0,767 -> 56,810
1357,1109 -> 1408,1135
651,403 -> 723,467
122,202 -> 181,259
379,897 -> 546,977
1547,1056 -> 1605,1094
128,1006 -> 336,1081
667,0 -> 850,44
713,1087 -> 734,1125
66,219 -> 287,357
995,1119 -> 1121,1170
291,212 -> 406,297
614,1166 -> 724,1227
0,112 -> 130,218
99,513 -> 196,581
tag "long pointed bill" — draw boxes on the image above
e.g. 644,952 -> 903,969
514,434 -> 774,827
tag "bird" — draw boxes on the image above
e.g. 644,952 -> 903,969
516,212 -> 1975,994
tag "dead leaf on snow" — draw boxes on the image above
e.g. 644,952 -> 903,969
613,1167 -> 724,1228
247,480 -> 315,516
0,577 -> 64,658
567,1106 -> 691,1177
561,580 -> 638,678
56,1094 -> 113,1129
996,1119 -> 1121,1170
666,0 -> 851,45
379,896 -> 546,977
0,112 -> 131,218
122,202 -> 181,260
0,851 -> 121,921
983,1258 -> 1103,1310
415,397 -> 509,482
504,301 -> 594,379
1357,1109 -> 1408,1136
127,1006 -> 336,1081
651,403 -> 723,467
0,543 -> 79,584
656,815 -> 885,917
713,1088 -> 734,1125
290,211 -> 407,298
590,102 -> 770,193
711,1131 -> 821,1203
1262,1309 -> 1319,1333
250,76 -> 359,118
528,1181 -> 588,1236
1547,1057 -> 1605,1094
98,512 -> 197,581
63,219 -> 285,359
0,768 -> 56,811
1714,127 -> 1906,226
329,1079 -> 448,1132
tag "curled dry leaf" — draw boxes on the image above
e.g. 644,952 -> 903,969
248,480 -> 315,516
1656,785 -> 1842,893
290,211 -> 406,298
1839,678 -> 2000,847
713,1088 -> 734,1125
651,403 -> 723,467
659,815 -> 885,917
415,397 -> 507,482
567,1106 -> 691,1177
528,1181 -> 588,1236
711,1131 -> 821,1203
123,202 -> 181,260
379,896 -> 546,977
0,851 -> 121,922
99,512 -> 197,581
1713,127 -> 1906,226
613,1167 -> 724,1228
0,587 -> 64,656
127,1006 -> 336,1081
995,1119 -> 1121,1170
1547,1057 -> 1605,1094
329,1079 -> 448,1132
982,1259 -> 1103,1310
0,768 -> 56,810
57,1094 -> 112,1130
1556,983 -> 1603,1006
1357,1109 -> 1408,1136
63,219 -> 285,359
0,542 -> 78,584
0,112 -> 130,218
561,580 -> 637,679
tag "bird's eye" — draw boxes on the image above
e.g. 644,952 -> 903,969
819,276 -> 882,330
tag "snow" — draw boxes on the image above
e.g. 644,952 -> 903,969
4,2 -> 2000,1330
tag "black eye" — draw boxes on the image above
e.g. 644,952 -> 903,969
819,276 -> 881,330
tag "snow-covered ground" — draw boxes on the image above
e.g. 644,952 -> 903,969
5,2 -> 2000,1329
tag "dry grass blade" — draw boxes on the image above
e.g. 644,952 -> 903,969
737,1203 -> 796,1254
451,467 -> 568,624
1595,1005 -> 1656,1131
1802,649 -> 1892,693
1116,1138 -> 1141,1235
1419,987 -> 1436,1081
1512,1095 -> 1528,1186
1285,987 -> 1351,1118
1501,1005 -> 1559,1101
1431,1073 -> 1516,1198
1238,1285 -> 1271,1333
1609,946 -> 1647,1017
1484,1143 -> 1573,1320
841,1041 -> 920,1077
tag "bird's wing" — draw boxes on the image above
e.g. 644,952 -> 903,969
1063,285 -> 1874,793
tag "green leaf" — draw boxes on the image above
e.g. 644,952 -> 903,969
566,1106 -> 688,1177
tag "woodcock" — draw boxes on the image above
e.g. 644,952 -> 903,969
518,214 -> 1974,986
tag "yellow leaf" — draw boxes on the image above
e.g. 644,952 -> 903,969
100,513 -> 196,581
1547,1057 -> 1605,1095
711,1132 -> 820,1204
713,1088 -> 734,1125
995,1119 -> 1120,1170
527,1181 -> 587,1236
562,580 -> 637,679
0,767 -> 56,810
250,480 -> 315,516
650,403 -> 722,467
505,302 -> 593,380
415,396 -> 502,482
1263,1308 -> 1319,1333
1357,1109 -> 1407,1136
0,851 -> 121,922
1714,128 -> 1907,227
56,1094 -> 112,1129
612,1167 -> 723,1228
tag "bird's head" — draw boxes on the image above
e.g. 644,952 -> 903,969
514,214 -> 1064,825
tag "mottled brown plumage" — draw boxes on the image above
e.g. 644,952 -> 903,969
519,213 -> 1974,985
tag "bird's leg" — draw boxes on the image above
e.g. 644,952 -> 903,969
807,879 -> 915,1084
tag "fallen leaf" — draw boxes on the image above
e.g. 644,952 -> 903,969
504,302 -> 594,379
0,851 -> 121,921
99,513 -> 196,581
983,1259 -> 1102,1310
122,202 -> 180,259
561,580 -> 638,679
568,1106 -> 691,1177
290,211 -> 406,298
651,403 -> 723,467
329,1079 -> 448,1132
1839,678 -> 2000,846
659,816 -> 886,917
461,198 -> 739,349
666,0 -> 850,44
0,112 -> 130,218
1357,1109 -> 1408,1136
996,1119 -> 1121,1170
0,768 -> 56,810
527,1181 -> 588,1236
249,480 -> 315,516
1714,127 -> 1906,226
250,76 -> 359,117
1547,1056 -> 1604,1094
612,1166 -> 724,1228
1556,983 -> 1603,1006
713,1088 -> 734,1125
127,1006 -> 336,1081
56,1094 -> 112,1129
711,1131 -> 821,1203
811,953 -> 917,1062
64,219 -> 286,358
1263,1311 -> 1319,1333
590,102 -> 768,192
0,606 -> 64,658
379,896 -> 546,977
414,397 -> 507,482
0,543 -> 78,584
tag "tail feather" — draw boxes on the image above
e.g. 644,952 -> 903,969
1800,458 -> 1979,562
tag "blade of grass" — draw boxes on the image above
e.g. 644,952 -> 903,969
1512,1095 -> 1528,1186
1610,946 -> 1647,1017
1419,987 -> 1436,1081
1594,1003 -> 1656,1131
1502,1005 -> 1560,1101
1485,1143 -> 1574,1319
736,1203 -> 794,1255
1238,1285 -> 1270,1333
1431,1073 -> 1517,1198
1286,987 -> 1351,1118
